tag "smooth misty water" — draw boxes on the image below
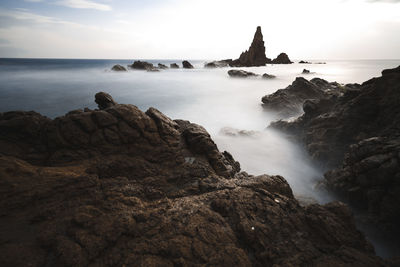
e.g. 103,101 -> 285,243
1,59 -> 399,201
1,58 -> 400,257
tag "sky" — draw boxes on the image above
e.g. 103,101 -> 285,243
0,0 -> 399,59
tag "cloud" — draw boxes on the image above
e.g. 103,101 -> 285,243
24,0 -> 45,2
56,0 -> 112,11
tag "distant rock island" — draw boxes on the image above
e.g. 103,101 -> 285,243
207,26 -> 293,68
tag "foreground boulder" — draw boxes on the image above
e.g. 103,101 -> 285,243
271,53 -> 293,64
0,93 -> 387,266
111,64 -> 127,71
230,26 -> 271,67
270,66 -> 400,236
182,60 -> 194,69
228,69 -> 258,78
262,77 -> 344,118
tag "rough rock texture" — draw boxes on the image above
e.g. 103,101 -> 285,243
111,64 -> 127,71
228,69 -> 258,78
204,59 -> 233,68
182,60 -> 194,69
158,63 -> 168,69
270,66 -> 400,235
262,77 -> 345,118
0,94 -> 388,266
271,53 -> 293,64
230,26 -> 271,67
170,63 -> 179,69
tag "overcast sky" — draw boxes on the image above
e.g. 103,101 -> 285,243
0,0 -> 399,59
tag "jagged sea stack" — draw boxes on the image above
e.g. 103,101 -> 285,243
231,26 -> 271,67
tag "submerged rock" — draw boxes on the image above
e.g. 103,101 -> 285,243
230,26 -> 271,67
228,69 -> 258,78
158,63 -> 168,69
271,53 -> 293,64
182,60 -> 194,69
262,73 -> 276,79
170,63 -> 179,69
204,59 -> 233,68
111,64 -> 127,71
0,93 -> 387,266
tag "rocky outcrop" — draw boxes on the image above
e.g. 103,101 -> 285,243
270,66 -> 400,235
228,69 -> 258,78
230,26 -> 271,67
262,73 -> 276,79
111,64 -> 127,71
182,60 -> 194,69
129,60 -> 154,70
271,53 -> 293,64
0,93 -> 387,266
158,63 -> 168,69
204,59 -> 233,68
299,60 -> 311,64
262,77 -> 344,118
170,63 -> 179,69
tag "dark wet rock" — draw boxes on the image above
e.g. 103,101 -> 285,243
262,77 -> 343,118
230,26 -> 271,67
182,60 -> 194,69
170,63 -> 179,69
95,92 -> 117,110
302,69 -> 311,74
129,60 -> 154,70
0,93 -> 387,266
271,53 -> 293,64
204,59 -> 233,68
158,63 -> 168,69
270,66 -> 400,235
299,60 -> 311,64
228,69 -> 258,78
262,73 -> 276,79
111,64 -> 127,71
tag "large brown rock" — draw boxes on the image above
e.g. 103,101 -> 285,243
230,26 -> 271,67
0,94 -> 389,266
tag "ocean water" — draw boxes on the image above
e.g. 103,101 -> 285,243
1,58 -> 399,201
1,58 -> 400,257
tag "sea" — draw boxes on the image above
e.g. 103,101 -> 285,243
1,58 -> 399,257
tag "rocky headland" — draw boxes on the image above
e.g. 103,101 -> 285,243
268,66 -> 400,240
0,92 -> 390,266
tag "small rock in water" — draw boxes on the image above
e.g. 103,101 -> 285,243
228,69 -> 258,78
302,69 -> 311,74
262,73 -> 276,79
182,60 -> 194,69
170,63 -> 179,69
111,64 -> 127,71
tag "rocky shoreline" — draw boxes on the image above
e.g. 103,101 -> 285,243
0,92 -> 393,266
266,66 -> 400,246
